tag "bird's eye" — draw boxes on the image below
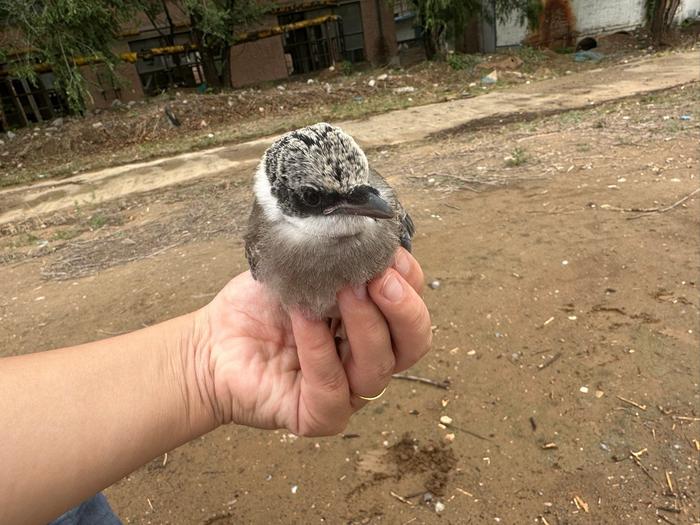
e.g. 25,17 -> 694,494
301,187 -> 321,207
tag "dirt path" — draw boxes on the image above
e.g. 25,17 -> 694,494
1,50 -> 697,227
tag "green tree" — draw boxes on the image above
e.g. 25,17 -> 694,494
409,0 -> 541,58
143,0 -> 267,88
0,0 -> 144,112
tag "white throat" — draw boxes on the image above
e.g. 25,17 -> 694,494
253,164 -> 375,241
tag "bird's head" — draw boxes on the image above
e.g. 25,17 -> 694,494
254,123 -> 394,237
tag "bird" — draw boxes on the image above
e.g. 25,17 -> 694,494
244,122 -> 414,319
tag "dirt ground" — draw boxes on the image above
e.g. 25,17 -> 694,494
2,25 -> 698,188
1,82 -> 699,523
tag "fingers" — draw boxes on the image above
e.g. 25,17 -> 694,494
290,311 -> 351,435
368,268 -> 432,373
391,248 -> 424,295
337,285 -> 394,409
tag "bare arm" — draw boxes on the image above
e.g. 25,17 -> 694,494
0,313 -> 215,524
0,248 -> 431,525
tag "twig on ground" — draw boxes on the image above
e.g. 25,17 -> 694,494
392,373 -> 449,390
593,188 -> 700,216
538,353 -> 562,370
672,415 -> 700,421
390,491 -> 415,506
443,422 -> 491,442
665,471 -> 675,495
617,395 -> 647,411
656,513 -> 679,525
630,451 -> 657,485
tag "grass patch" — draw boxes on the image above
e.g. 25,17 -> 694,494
53,229 -> 81,241
505,146 -> 528,166
447,53 -> 482,72
88,213 -> 107,230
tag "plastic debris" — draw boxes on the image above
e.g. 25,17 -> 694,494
481,70 -> 498,85
574,50 -> 604,62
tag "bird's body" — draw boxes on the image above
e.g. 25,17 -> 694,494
245,123 -> 413,318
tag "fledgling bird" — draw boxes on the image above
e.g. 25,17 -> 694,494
245,123 -> 414,319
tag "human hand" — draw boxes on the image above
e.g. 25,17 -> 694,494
194,248 -> 431,436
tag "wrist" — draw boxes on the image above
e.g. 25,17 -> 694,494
173,308 -> 220,435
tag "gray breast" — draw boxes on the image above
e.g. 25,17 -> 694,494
249,213 -> 400,318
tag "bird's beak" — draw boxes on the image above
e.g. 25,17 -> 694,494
323,192 -> 394,219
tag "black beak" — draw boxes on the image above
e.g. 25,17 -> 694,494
323,191 -> 394,219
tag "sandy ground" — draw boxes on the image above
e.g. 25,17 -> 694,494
2,50 -> 698,227
1,80 -> 699,523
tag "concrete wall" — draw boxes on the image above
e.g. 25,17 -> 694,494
84,40 -> 145,109
230,36 -> 289,88
496,0 -> 700,47
678,0 -> 700,20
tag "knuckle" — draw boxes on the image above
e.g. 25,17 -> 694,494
362,314 -> 387,338
374,354 -> 397,379
408,302 -> 430,332
319,371 -> 347,394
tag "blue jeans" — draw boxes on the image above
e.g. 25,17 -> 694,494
49,493 -> 121,525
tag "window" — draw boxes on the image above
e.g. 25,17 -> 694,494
336,1 -> 365,63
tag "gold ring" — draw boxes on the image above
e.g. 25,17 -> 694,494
355,386 -> 387,401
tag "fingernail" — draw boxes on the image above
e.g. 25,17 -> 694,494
353,284 -> 367,300
381,273 -> 404,302
393,249 -> 410,277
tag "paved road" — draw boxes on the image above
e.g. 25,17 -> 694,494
1,50 -> 698,226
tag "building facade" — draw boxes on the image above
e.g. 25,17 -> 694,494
0,0 -> 398,128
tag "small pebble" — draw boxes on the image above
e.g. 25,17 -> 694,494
580,386 -> 589,394
429,280 -> 441,289
440,415 -> 453,425
435,501 -> 445,513
291,485 -> 298,494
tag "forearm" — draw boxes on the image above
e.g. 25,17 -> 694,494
0,311 -> 217,525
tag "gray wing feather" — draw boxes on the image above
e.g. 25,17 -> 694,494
369,168 -> 415,252
398,207 -> 415,252
244,200 -> 264,279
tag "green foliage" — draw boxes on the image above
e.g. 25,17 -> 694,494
519,0 -> 543,30
339,60 -> 354,76
408,0 -> 539,59
446,52 -> 481,72
517,45 -> 547,63
88,213 -> 107,230
0,0 -> 143,112
181,0 -> 266,46
505,146 -> 528,166
142,0 -> 267,87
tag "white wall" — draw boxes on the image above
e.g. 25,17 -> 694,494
495,0 -> 700,47
496,12 -> 528,47
678,0 -> 700,20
